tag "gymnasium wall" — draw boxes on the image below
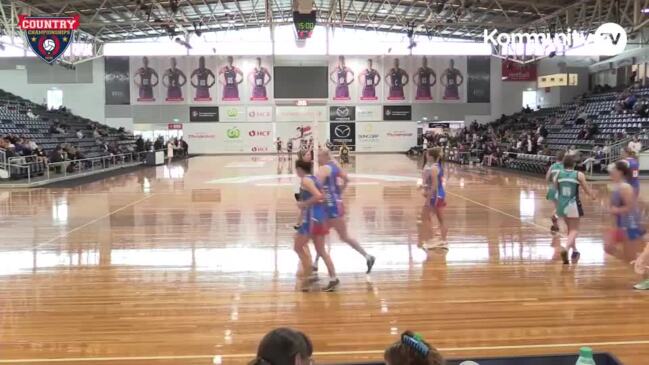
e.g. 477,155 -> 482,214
0,57 -> 105,122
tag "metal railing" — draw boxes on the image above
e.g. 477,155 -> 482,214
1,151 -> 151,185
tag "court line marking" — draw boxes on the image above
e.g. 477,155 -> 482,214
36,194 -> 156,248
3,340 -> 649,363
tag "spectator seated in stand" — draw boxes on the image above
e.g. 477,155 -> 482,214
385,331 -> 445,365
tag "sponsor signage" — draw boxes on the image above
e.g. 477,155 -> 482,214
356,105 -> 382,121
219,106 -> 246,122
538,73 -> 578,88
276,106 -> 327,122
356,122 -> 417,152
330,122 -> 356,151
246,106 -> 273,122
329,106 -> 356,121
383,105 -> 412,121
190,106 -> 219,122
502,60 -> 537,81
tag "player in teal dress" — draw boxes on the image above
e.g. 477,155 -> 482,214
545,151 -> 565,233
554,155 -> 596,264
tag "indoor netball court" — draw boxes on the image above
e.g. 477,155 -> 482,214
1,1 -> 649,365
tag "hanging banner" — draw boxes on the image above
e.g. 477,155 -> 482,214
467,56 -> 491,103
383,105 -> 412,121
435,56 -> 467,102
105,56 -> 131,105
130,56 -> 160,104
502,60 -> 537,81
190,107 -> 219,122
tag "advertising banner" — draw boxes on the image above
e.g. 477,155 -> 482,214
219,105 -> 246,122
356,105 -> 382,121
329,122 -> 356,151
502,60 -> 537,81
159,56 -> 190,103
356,122 -> 417,152
329,106 -> 355,121
467,56 -> 491,103
246,106 -> 273,122
275,106 -> 327,122
190,106 -> 219,122
383,105 -> 412,121
185,123 -> 273,154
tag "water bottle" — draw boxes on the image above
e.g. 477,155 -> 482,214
576,347 -> 596,365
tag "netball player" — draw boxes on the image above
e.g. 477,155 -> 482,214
275,137 -> 283,158
440,59 -> 464,100
315,149 -> 376,273
359,59 -> 380,100
249,57 -> 272,101
603,161 -> 649,290
219,56 -> 243,101
287,139 -> 294,160
190,56 -> 215,101
554,155 -> 596,264
330,56 -> 354,100
133,56 -> 158,101
622,147 -> 640,196
420,148 -> 448,249
386,58 -> 409,100
546,151 -> 565,233
294,159 -> 339,292
414,57 -> 436,101
162,57 -> 187,101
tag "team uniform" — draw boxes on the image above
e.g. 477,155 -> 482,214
222,67 -> 240,100
136,67 -> 156,101
443,68 -> 462,100
165,69 -> 184,100
322,161 -> 345,219
298,175 -> 329,236
423,161 -> 447,209
555,170 -> 583,218
287,140 -> 293,154
252,68 -> 268,100
361,69 -> 379,99
388,69 -> 405,99
546,162 -> 564,201
276,140 -> 282,153
193,68 -> 213,100
416,68 -> 435,100
334,67 -> 350,99
610,185 -> 646,242
624,157 -> 640,195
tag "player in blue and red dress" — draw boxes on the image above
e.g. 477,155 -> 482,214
358,59 -> 380,100
420,147 -> 448,249
386,58 -> 409,100
162,57 -> 187,101
414,56 -> 436,101
330,56 -> 354,100
293,159 -> 338,292
622,147 -> 640,196
219,56 -> 243,101
604,161 -> 649,290
314,149 -> 376,274
190,56 -> 215,101
133,56 -> 159,101
441,59 -> 464,100
249,57 -> 272,101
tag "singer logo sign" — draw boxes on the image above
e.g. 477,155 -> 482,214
484,23 -> 627,56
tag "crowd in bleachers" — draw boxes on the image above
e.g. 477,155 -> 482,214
425,83 -> 649,174
0,89 -> 139,180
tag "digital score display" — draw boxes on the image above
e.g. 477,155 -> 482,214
293,11 -> 316,39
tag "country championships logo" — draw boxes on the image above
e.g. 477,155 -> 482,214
18,15 -> 80,64
334,125 -> 351,138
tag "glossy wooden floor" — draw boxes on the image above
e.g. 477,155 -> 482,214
1,154 -> 648,365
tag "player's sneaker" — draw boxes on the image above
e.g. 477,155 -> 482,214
366,255 -> 376,274
323,279 -> 340,292
571,251 -> 581,263
560,248 -> 569,265
633,279 -> 649,290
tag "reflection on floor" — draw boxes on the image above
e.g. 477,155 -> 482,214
0,154 -> 648,365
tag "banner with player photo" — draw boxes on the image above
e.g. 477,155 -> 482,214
215,56 -> 274,103
383,56 -> 412,103
410,56 -> 438,103
434,56 -> 467,103
105,56 -> 130,105
327,56 -> 383,104
188,56 -> 218,103
158,56 -> 190,103
130,56 -> 160,104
